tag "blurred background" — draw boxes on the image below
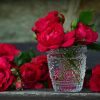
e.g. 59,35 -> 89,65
0,0 -> 100,43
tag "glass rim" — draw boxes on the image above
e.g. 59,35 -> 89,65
47,53 -> 87,59
46,45 -> 87,53
63,54 -> 86,59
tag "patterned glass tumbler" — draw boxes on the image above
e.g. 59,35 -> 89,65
47,46 -> 87,92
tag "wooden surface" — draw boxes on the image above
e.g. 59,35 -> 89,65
0,90 -> 100,100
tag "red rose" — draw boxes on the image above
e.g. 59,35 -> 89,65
32,11 -> 65,33
32,55 -> 52,88
0,43 -> 20,61
20,55 -> 52,89
75,22 -> 98,44
32,55 -> 49,80
89,65 -> 100,92
32,55 -> 47,64
32,11 -> 76,52
37,23 -> 65,52
0,57 -> 14,91
46,11 -> 65,24
62,30 -> 75,47
37,23 -> 75,52
20,62 -> 42,89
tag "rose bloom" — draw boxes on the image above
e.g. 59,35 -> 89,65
31,55 -> 48,81
75,22 -> 98,44
20,62 -> 43,89
37,23 -> 75,52
32,11 -> 75,52
89,65 -> 100,92
62,30 -> 75,47
20,55 -> 52,89
0,57 -> 14,91
31,55 -> 52,88
0,43 -> 20,61
32,11 -> 65,33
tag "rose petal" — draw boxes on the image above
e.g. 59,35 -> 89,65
92,65 -> 100,75
89,76 -> 100,92
49,45 -> 60,49
34,83 -> 44,89
62,38 -> 75,47
64,30 -> 75,40
92,32 -> 98,42
37,43 -> 48,52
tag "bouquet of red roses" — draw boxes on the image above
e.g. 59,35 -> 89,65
32,10 -> 100,92
0,43 -> 52,91
32,11 -> 99,52
0,10 -> 100,92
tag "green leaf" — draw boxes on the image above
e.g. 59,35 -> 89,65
14,50 -> 36,66
28,49 -> 36,58
32,33 -> 37,40
11,68 -> 19,76
71,19 -> 79,29
89,24 -> 96,32
42,81 -> 48,88
8,83 -> 16,90
87,43 -> 100,51
79,11 -> 93,25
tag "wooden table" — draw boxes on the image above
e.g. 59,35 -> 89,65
0,90 -> 100,100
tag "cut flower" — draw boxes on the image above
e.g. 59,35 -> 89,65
32,10 -> 98,52
89,65 -> 100,92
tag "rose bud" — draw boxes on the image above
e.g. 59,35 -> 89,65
15,80 -> 23,90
